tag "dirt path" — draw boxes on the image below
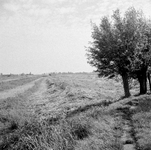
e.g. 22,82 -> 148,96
116,106 -> 136,150
27,77 -> 48,108
26,77 -> 58,119
110,97 -> 141,150
0,76 -> 32,83
0,77 -> 45,124
0,77 -> 22,83
0,77 -> 42,100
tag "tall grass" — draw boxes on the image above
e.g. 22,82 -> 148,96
0,116 -> 75,150
0,105 -> 123,150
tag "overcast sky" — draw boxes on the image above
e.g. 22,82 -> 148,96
0,0 -> 151,74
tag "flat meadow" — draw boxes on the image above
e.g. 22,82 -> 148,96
0,73 -> 151,150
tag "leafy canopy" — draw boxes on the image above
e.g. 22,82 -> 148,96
86,7 -> 151,77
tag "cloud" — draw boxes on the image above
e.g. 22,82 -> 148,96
3,2 -> 20,12
27,5 -> 51,17
57,7 -> 76,14
34,0 -> 69,4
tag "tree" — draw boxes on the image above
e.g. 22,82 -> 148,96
125,9 -> 151,94
86,7 -> 151,97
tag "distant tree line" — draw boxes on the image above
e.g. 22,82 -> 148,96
86,7 -> 151,97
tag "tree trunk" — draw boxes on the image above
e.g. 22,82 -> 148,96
147,72 -> 151,91
121,72 -> 131,97
137,68 -> 147,95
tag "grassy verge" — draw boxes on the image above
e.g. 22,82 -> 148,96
131,96 -> 151,150
68,106 -> 123,150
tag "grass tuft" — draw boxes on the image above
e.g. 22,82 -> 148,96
70,119 -> 91,140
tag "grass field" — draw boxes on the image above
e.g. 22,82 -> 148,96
0,73 -> 150,150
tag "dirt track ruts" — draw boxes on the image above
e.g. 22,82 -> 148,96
0,77 -> 42,100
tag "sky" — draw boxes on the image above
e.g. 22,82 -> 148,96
0,0 -> 151,74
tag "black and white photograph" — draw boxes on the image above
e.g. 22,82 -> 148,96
0,0 -> 151,149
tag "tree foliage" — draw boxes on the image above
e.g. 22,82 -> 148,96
86,7 -> 151,97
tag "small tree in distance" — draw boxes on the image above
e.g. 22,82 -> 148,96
86,7 -> 151,97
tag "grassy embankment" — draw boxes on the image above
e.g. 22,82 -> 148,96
0,73 -> 151,150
